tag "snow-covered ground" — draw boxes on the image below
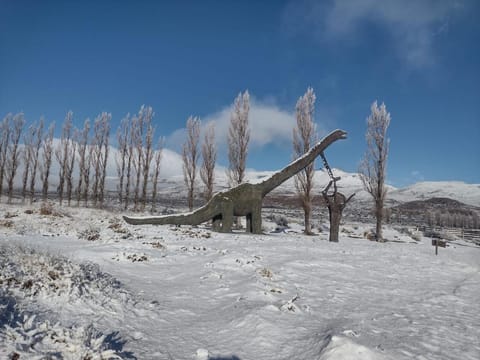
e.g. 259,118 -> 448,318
1,202 -> 479,359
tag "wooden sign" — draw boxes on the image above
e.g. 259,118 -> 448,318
431,239 -> 446,248
432,238 -> 446,255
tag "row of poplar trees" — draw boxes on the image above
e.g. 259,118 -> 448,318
0,111 -> 111,207
0,105 -> 164,211
2,92 -> 391,237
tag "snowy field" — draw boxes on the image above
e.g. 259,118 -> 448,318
1,202 -> 479,360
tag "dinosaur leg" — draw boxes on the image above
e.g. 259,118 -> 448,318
220,201 -> 234,233
246,213 -> 252,233
251,205 -> 263,234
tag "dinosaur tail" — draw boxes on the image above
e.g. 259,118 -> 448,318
123,202 -> 213,226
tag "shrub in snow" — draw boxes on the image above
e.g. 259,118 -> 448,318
363,230 -> 376,241
1,314 -> 125,359
0,245 -> 134,359
0,219 -> 14,228
0,245 -> 126,308
78,226 -> 101,241
259,268 -> 273,279
39,202 -> 70,217
108,220 -> 131,237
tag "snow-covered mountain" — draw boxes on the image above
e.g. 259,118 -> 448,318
235,168 -> 480,207
389,181 -> 480,207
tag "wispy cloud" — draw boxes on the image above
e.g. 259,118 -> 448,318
284,0 -> 466,68
410,170 -> 425,183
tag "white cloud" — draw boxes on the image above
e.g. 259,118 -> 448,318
206,98 -> 296,148
284,0 -> 466,68
166,97 -> 297,151
163,94 -> 339,174
157,148 -> 184,178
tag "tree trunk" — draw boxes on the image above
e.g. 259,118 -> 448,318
376,205 -> 384,242
303,202 -> 312,235
328,207 -> 341,242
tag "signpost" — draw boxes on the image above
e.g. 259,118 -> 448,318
432,238 -> 446,255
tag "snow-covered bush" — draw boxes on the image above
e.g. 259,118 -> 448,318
0,245 -> 134,359
0,244 -> 126,309
1,315 -> 124,359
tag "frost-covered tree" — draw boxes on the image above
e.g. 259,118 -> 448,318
22,123 -> 36,200
116,116 -> 129,205
140,107 -> 154,210
0,114 -> 12,200
6,112 -> 25,203
76,119 -> 91,205
131,108 -> 146,209
359,101 -> 391,242
28,118 -> 44,203
41,123 -> 55,201
150,138 -> 164,212
55,111 -> 74,205
123,117 -> 135,210
65,132 -> 77,206
200,122 -> 217,202
293,87 -> 317,235
98,115 -> 110,206
227,90 -> 250,187
182,116 -> 201,211
91,112 -> 111,207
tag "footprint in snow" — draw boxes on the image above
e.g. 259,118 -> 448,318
342,329 -> 360,337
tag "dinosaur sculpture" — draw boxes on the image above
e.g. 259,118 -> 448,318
123,129 -> 347,234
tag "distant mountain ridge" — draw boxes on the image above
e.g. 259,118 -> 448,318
237,168 -> 480,208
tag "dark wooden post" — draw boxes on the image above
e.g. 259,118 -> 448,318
322,179 -> 355,242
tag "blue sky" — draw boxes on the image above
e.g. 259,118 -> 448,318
1,0 -> 479,187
